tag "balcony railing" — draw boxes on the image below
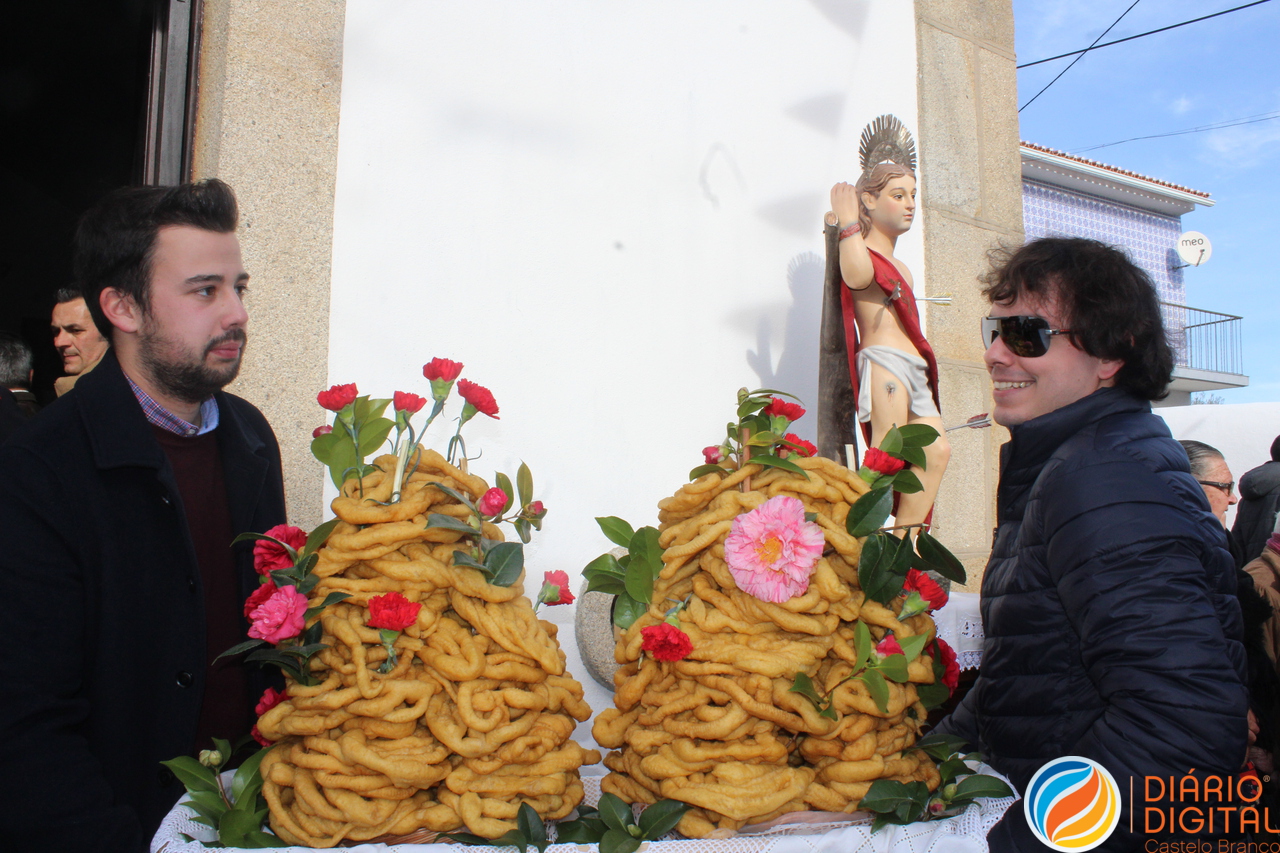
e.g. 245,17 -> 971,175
1160,302 -> 1243,376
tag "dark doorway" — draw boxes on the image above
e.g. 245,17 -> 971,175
0,0 -> 197,403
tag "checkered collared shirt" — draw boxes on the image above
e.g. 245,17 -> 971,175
125,374 -> 220,437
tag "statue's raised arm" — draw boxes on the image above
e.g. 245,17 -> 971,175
826,115 -> 949,536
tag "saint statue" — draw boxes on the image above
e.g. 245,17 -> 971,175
825,115 -> 949,534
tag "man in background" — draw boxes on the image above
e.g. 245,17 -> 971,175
1235,435 -> 1280,566
51,284 -> 110,395
0,333 -> 38,441
0,179 -> 286,853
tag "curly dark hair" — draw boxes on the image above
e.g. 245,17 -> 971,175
980,237 -> 1174,401
72,179 -> 239,341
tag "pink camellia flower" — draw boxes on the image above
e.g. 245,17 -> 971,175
423,358 -> 464,383
640,623 -> 694,662
538,570 -> 575,606
863,447 -> 905,477
478,487 -> 508,517
312,424 -> 333,438
904,568 -> 948,611
243,579 -> 278,618
875,633 -> 904,658
393,391 -> 427,414
317,383 -> 358,412
528,500 -> 546,517
457,379 -> 500,419
764,397 -> 806,422
933,638 -> 960,692
255,686 -> 287,716
367,592 -> 421,632
703,446 -> 725,465
781,433 -> 817,459
723,495 -> 825,603
253,524 -> 308,576
247,586 -> 309,644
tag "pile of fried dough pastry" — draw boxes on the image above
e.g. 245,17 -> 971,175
255,451 -> 600,847
593,456 -> 942,838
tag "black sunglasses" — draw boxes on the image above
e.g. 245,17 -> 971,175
981,315 -> 1076,358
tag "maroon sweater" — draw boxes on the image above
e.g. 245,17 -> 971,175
151,425 -> 252,751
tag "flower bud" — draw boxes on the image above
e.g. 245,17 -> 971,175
198,749 -> 223,768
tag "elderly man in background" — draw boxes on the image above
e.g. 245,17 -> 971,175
50,284 -> 110,395
0,333 -> 39,442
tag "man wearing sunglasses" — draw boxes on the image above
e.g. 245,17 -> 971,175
935,237 -> 1248,851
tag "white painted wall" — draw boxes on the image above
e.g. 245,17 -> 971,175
328,1 -> 922,737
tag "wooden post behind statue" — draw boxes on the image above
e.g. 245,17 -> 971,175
820,117 -> 949,534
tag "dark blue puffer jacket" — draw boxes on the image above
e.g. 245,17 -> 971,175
937,387 -> 1248,852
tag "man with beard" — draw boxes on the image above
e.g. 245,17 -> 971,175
0,179 -> 286,853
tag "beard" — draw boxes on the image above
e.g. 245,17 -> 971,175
138,326 -> 247,405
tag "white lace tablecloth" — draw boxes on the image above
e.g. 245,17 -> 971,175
932,592 -> 984,671
152,771 -> 1016,853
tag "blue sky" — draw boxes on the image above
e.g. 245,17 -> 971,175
1012,0 -> 1280,403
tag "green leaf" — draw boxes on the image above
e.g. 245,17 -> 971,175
586,575 -> 627,596
915,530 -> 967,584
303,518 -> 342,556
859,779 -> 914,814
296,571 -> 319,597
243,650 -> 305,682
746,430 -> 779,446
517,462 -> 534,507
439,831 -> 492,846
352,395 -> 391,422
898,632 -> 929,662
937,756 -> 971,785
231,746 -> 270,804
426,513 -> 478,536
301,619 -> 322,647
230,532 -> 297,558
624,564 -> 653,604
243,828 -> 282,848
897,423 -> 940,447
788,672 -> 826,709
183,789 -> 227,822
302,591 -> 347,623
214,638 -> 265,663
688,463 -> 728,481
628,526 -> 663,585
952,774 -> 1015,801
859,669 -> 890,714
638,799 -> 689,840
613,594 -> 647,630
597,793 -> 635,834
917,681 -> 951,710
859,533 -> 906,604
876,654 -> 909,683
847,488 -> 893,537
898,445 -> 927,470
356,417 -> 396,457
737,396 -> 770,419
424,481 -> 477,511
915,732 -> 973,760
514,518 -> 532,544
278,642 -> 329,659
601,829 -> 642,853
889,469 -> 924,495
268,568 -> 298,589
517,802 -> 547,850
495,472 -> 516,513
556,816 -> 608,843
879,425 -> 904,457
485,542 -> 524,587
596,517 -> 636,548
748,453 -> 810,479
584,552 -> 625,580
452,549 -> 487,572
853,620 -> 873,670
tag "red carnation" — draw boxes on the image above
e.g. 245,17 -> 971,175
458,379 -> 500,419
641,623 -> 694,662
874,633 -> 904,659
933,637 -> 959,692
317,383 -> 358,412
253,524 -> 308,576
312,424 -> 333,438
255,686 -> 287,716
394,391 -> 427,414
243,579 -> 278,618
764,397 -> 806,422
782,433 -> 817,458
863,447 -> 905,477
367,592 -> 421,632
423,358 -> 464,383
904,568 -> 948,611
538,570 -> 575,606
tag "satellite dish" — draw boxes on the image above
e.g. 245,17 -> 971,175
1176,231 -> 1212,267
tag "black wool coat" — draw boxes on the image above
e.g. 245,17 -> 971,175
0,350 -> 286,853
936,387 -> 1248,852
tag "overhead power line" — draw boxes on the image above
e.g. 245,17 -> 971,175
1018,0 -> 1274,69
1019,0 -> 1142,113
1072,110 -> 1280,153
